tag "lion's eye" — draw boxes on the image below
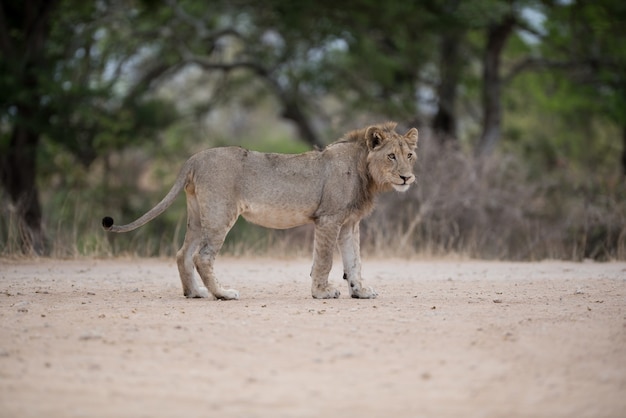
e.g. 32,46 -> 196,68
387,153 -> 396,161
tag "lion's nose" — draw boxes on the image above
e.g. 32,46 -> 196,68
400,175 -> 412,184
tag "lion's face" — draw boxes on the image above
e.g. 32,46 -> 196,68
366,126 -> 418,192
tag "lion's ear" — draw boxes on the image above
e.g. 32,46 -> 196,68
405,128 -> 418,148
366,126 -> 386,150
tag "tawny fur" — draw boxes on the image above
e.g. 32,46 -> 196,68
102,122 -> 418,300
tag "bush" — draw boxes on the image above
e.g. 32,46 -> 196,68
362,131 -> 626,260
1,130 -> 624,260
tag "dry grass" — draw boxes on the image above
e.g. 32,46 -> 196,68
1,134 -> 625,260
363,135 -> 626,260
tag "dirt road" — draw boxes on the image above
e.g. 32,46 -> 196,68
1,257 -> 625,417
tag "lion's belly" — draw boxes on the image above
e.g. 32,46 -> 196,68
240,204 -> 315,229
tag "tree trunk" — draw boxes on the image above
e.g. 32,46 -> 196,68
622,125 -> 626,177
0,120 -> 47,254
0,0 -> 59,254
280,97 -> 324,149
475,16 -> 516,157
433,30 -> 463,144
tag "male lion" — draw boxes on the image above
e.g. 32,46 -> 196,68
102,122 -> 418,300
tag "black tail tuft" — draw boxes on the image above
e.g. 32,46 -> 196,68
102,216 -> 114,230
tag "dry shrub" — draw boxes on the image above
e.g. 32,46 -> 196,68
2,131 -> 623,260
361,132 -> 626,260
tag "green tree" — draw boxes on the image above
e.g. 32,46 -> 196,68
0,0 -> 177,254
497,0 -> 626,172
541,0 -> 626,174
0,0 -> 60,254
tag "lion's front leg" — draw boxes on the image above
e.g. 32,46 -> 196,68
338,221 -> 377,299
310,219 -> 341,299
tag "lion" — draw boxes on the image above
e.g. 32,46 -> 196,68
102,122 -> 418,300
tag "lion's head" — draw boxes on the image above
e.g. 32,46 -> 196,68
359,122 -> 418,192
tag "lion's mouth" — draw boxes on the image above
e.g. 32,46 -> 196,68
392,175 -> 414,192
392,184 -> 411,192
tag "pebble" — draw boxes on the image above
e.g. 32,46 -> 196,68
79,331 -> 103,341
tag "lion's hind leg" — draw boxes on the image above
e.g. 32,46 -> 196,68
177,229 -> 210,298
189,178 -> 240,301
192,212 -> 240,300
193,236 -> 240,300
176,191 -> 210,298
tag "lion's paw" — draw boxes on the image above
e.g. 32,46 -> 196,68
185,286 -> 210,298
312,286 -> 341,299
351,286 -> 378,299
216,288 -> 240,301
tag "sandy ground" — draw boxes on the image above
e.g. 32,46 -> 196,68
0,257 -> 625,418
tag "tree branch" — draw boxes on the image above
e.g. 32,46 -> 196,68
122,63 -> 174,106
184,55 -> 270,77
165,0 -> 243,42
165,0 -> 209,38
503,57 -> 603,85
182,53 -> 323,148
24,0 -> 60,65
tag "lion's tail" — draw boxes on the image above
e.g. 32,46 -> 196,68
102,161 -> 191,233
